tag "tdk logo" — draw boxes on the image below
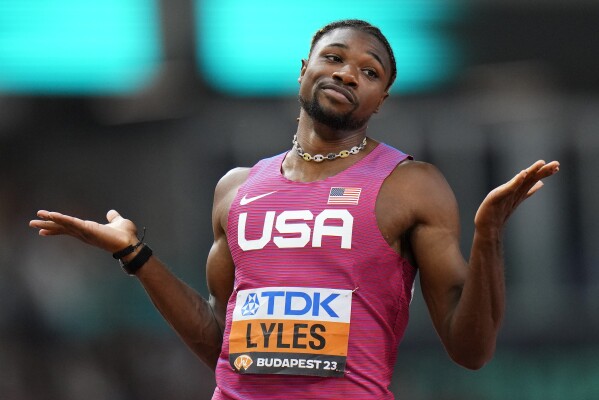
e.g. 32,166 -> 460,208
261,290 -> 340,318
234,287 -> 352,324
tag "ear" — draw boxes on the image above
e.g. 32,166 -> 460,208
374,92 -> 389,113
298,59 -> 308,83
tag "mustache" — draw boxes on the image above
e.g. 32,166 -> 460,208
318,82 -> 357,104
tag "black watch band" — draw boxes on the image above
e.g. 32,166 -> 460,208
113,228 -> 147,259
120,244 -> 153,275
112,240 -> 142,259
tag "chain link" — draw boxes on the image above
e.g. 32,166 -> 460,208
292,135 -> 367,162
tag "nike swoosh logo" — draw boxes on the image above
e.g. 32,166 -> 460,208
240,191 -> 278,206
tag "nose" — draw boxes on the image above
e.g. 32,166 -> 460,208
332,65 -> 358,87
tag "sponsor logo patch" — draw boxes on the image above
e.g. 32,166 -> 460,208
229,287 -> 352,377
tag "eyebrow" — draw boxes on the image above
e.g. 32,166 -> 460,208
324,42 -> 387,74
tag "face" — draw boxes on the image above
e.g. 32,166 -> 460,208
298,28 -> 392,131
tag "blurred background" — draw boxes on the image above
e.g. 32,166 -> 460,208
1,0 -> 598,399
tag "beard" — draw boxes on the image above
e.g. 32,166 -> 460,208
299,91 -> 369,131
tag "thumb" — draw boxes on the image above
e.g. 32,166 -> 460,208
106,209 -> 122,223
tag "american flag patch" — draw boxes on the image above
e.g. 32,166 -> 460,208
327,187 -> 362,205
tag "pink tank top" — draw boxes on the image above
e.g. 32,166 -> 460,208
214,143 -> 416,399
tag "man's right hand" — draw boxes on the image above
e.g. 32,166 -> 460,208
29,209 -> 140,254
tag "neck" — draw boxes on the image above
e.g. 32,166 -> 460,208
282,111 -> 374,182
295,110 -> 368,154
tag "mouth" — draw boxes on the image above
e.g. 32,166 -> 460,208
319,83 -> 356,104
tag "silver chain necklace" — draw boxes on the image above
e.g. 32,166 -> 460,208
292,135 -> 367,162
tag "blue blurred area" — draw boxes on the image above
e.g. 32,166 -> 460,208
1,1 -> 599,399
196,0 -> 462,95
0,0 -> 460,96
0,0 -> 161,94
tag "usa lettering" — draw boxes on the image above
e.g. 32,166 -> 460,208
238,209 -> 353,250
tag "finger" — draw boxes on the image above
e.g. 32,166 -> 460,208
36,210 -> 52,220
29,219 -> 48,229
518,160 -> 559,197
106,209 -> 122,223
526,180 -> 544,198
544,160 -> 560,171
44,212 -> 84,229
516,160 -> 544,184
30,215 -> 62,228
520,161 -> 559,200
488,174 -> 534,211
534,161 -> 560,179
31,211 -> 84,235
499,160 -> 547,194
38,227 -> 68,236
29,219 -> 69,235
514,160 -> 553,193
526,160 -> 547,173
526,160 -> 560,178
501,168 -> 529,194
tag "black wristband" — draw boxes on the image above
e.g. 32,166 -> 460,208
112,227 -> 146,259
112,240 -> 142,259
120,244 -> 153,275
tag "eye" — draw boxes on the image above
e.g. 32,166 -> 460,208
324,54 -> 342,63
362,69 -> 379,79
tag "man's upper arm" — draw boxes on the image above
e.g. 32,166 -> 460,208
406,163 -> 469,340
206,168 -> 250,329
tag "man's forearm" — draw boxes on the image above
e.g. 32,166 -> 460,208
135,257 -> 223,370
447,230 -> 506,369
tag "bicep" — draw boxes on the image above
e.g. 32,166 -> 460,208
409,166 -> 468,336
205,167 -> 249,329
206,231 -> 234,330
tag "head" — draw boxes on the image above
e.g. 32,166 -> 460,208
298,20 -> 396,131
309,20 -> 397,90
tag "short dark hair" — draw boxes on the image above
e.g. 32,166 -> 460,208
309,19 -> 397,89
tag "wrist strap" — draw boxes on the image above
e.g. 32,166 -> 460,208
112,228 -> 146,259
120,244 -> 153,275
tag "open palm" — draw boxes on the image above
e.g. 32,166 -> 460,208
474,160 -> 560,231
29,209 -> 139,254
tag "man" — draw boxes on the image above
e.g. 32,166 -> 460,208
30,20 -> 559,399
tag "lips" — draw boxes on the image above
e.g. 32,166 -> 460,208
320,83 -> 356,104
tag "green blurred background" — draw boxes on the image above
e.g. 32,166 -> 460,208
1,0 -> 598,399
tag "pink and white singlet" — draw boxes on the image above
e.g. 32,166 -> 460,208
214,142 -> 416,399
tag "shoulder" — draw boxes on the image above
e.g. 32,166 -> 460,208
385,159 -> 449,191
381,160 -> 458,223
212,167 -> 251,227
214,152 -> 284,196
215,167 -> 251,198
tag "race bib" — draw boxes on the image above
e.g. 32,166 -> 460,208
229,287 -> 352,377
